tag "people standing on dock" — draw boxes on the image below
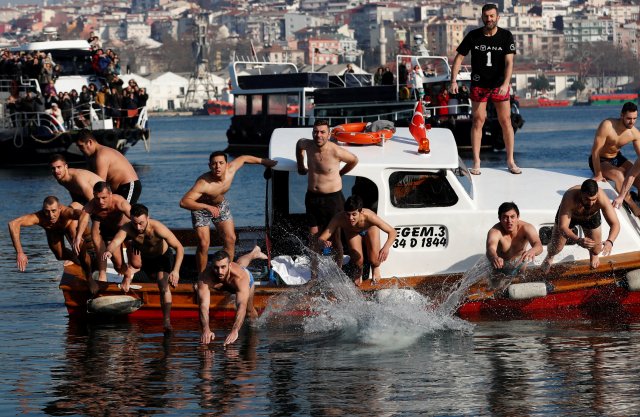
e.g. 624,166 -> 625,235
542,179 -> 620,272
75,129 -> 142,204
103,204 -> 184,332
180,151 -> 277,273
450,3 -> 520,175
485,202 -> 542,276
318,195 -> 397,286
49,154 -> 103,208
590,102 -> 640,216
8,196 -> 88,273
74,181 -> 132,293
198,248 -> 268,346
295,119 -> 359,274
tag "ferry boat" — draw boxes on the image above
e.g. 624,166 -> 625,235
225,55 -> 524,156
589,92 -> 639,106
59,127 -> 640,321
0,40 -> 150,166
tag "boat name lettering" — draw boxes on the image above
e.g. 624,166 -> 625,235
393,226 -> 448,249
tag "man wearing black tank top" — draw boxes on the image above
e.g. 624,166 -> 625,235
450,3 -> 520,176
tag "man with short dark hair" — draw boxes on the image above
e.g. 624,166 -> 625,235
318,195 -> 397,286
450,3 -> 519,175
75,129 -> 142,203
486,201 -> 542,275
543,179 -> 620,272
49,153 -> 103,207
180,151 -> 277,273
103,204 -> 184,332
198,247 -> 267,346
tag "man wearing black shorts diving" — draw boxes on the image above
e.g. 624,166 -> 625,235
295,119 -> 359,274
450,3 -> 520,175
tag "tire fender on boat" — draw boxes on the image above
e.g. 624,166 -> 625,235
507,282 -> 548,300
625,269 -> 640,291
87,295 -> 143,315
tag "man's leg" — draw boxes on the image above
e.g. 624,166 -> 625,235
584,227 -> 603,269
470,100 -> 488,173
216,219 -> 236,261
236,246 -> 268,267
346,234 -> 364,286
309,225 -> 320,280
195,226 -> 210,274
156,271 -> 172,331
247,283 -> 258,319
46,231 -> 78,264
494,99 -> 519,172
364,227 -> 382,283
604,162 -> 640,216
542,226 -> 567,274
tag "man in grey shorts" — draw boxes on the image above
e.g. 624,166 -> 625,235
180,151 -> 277,273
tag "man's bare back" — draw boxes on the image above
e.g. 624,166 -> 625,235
60,168 -> 102,203
89,145 -> 138,190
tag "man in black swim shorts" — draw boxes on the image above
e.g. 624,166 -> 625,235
543,179 -> 620,272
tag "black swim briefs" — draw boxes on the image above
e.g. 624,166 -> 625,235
114,180 -> 142,204
588,152 -> 629,173
305,190 -> 345,230
141,249 -> 174,278
555,210 -> 602,231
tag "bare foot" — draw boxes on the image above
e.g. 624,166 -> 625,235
248,307 -> 259,320
590,254 -> 600,269
541,257 -> 553,274
163,322 -> 173,334
354,276 -> 363,287
251,245 -> 268,260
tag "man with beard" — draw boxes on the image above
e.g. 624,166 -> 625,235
590,102 -> 640,216
543,179 -> 620,272
450,3 -> 519,175
486,202 -> 542,276
103,204 -> 184,332
180,151 -> 277,273
49,154 -> 102,207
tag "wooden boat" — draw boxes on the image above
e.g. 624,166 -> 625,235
59,127 -> 640,321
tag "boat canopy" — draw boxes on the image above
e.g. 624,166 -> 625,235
11,40 -> 92,52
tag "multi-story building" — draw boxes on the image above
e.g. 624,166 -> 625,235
616,21 -> 640,57
512,29 -> 565,61
426,16 -> 471,58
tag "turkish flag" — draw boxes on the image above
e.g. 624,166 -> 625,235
409,100 -> 430,153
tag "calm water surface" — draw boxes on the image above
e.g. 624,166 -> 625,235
2,108 -> 640,416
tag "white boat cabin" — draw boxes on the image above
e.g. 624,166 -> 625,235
268,127 -> 640,278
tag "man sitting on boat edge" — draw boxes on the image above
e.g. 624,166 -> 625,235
318,195 -> 397,286
197,248 -> 267,346
486,202 -> 542,277
542,179 -> 620,272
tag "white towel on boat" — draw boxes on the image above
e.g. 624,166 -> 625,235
271,255 -> 312,285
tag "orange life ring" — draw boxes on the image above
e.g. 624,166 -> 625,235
331,122 -> 394,145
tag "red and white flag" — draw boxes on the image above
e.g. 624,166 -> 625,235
409,100 -> 430,153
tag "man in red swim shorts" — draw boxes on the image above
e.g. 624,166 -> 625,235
450,3 -> 520,175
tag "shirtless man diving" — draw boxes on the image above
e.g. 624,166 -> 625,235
590,102 -> 640,216
103,204 -> 184,332
543,179 -> 620,272
296,119 -> 358,270
75,129 -> 142,204
180,151 -> 277,273
49,153 -> 102,208
486,201 -> 542,276
198,248 -> 268,346
318,195 -> 397,286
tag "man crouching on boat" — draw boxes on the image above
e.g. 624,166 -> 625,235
542,179 -> 620,272
103,204 -> 184,332
198,248 -> 267,346
486,202 -> 542,277
318,195 -> 397,286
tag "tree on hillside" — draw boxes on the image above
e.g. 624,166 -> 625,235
530,75 -> 550,93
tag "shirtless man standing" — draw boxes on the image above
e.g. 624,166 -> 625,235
486,202 -> 542,275
180,151 -> 276,273
318,195 -> 397,286
296,119 -> 358,268
543,179 -> 620,272
75,129 -> 142,204
74,181 -> 132,292
198,248 -> 268,346
49,153 -> 102,208
9,196 -> 83,272
590,102 -> 640,215
103,204 -> 184,331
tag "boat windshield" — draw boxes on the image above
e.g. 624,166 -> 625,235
46,49 -> 94,76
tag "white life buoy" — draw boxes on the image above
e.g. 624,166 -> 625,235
507,282 -> 548,300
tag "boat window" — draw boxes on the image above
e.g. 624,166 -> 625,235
235,95 -> 247,116
268,95 -> 287,115
389,171 -> 458,208
352,176 -> 379,212
251,95 -> 263,115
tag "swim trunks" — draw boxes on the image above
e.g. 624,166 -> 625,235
470,86 -> 511,103
114,180 -> 142,204
358,229 -> 367,237
241,266 -> 255,288
305,190 -> 345,230
140,249 -> 174,278
70,191 -> 89,206
588,152 -> 629,173
498,258 -> 525,276
555,210 -> 602,231
191,199 -> 232,228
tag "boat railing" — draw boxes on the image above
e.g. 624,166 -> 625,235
0,77 -> 41,95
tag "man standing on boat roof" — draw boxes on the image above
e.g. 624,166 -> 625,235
49,153 -> 103,208
198,248 -> 268,346
74,181 -> 132,294
74,129 -> 142,204
590,102 -> 640,217
180,151 -> 277,273
486,202 -> 542,276
318,195 -> 397,286
8,196 -> 87,273
542,179 -> 620,272
103,204 -> 184,332
450,3 -> 520,175
296,119 -> 359,271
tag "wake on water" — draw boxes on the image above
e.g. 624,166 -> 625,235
257,240 -> 499,349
